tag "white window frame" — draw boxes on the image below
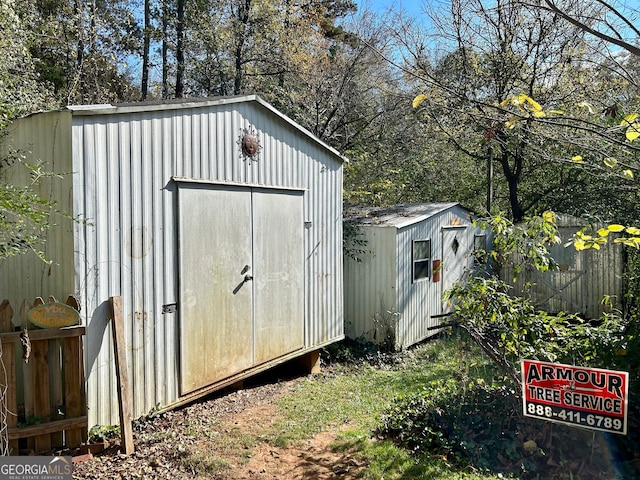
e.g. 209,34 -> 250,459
412,239 -> 431,283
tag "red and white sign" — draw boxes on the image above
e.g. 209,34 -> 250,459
521,359 -> 628,435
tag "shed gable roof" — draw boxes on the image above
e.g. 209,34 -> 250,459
345,203 -> 465,229
66,94 -> 346,163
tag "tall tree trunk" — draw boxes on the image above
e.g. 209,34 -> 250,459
175,0 -> 185,98
141,0 -> 151,99
498,146 -> 524,222
162,0 -> 169,99
74,0 -> 85,68
279,0 -> 291,89
89,0 -> 98,98
486,145 -> 493,215
494,129 -> 525,222
233,0 -> 251,95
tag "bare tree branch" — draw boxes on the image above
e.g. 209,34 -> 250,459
541,0 -> 640,57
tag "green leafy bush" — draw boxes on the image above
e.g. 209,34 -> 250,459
448,212 -> 631,382
377,364 -> 638,478
444,276 -> 628,372
378,381 -> 528,473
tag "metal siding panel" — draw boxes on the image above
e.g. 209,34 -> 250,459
181,112 -> 194,178
129,116 -> 146,418
229,109 -> 240,181
500,216 -> 624,319
332,164 -> 344,340
78,117 -> 116,427
140,115 -> 156,416
253,190 -> 305,363
344,228 -> 396,344
0,112 -> 75,311
118,116 -> 136,421
217,110 -> 230,181
396,220 -> 417,347
106,118 -> 124,419
395,227 -> 409,347
194,111 -> 206,179
305,144 -> 343,346
585,240 -> 623,318
304,151 -> 318,344
76,112 -> 181,425
158,113 -> 179,409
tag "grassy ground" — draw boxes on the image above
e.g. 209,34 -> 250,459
75,330 -> 630,479
263,332 -> 508,479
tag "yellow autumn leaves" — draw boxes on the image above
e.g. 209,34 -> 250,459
621,113 -> 640,141
573,224 -> 640,251
412,92 -> 637,178
498,93 -> 566,128
412,94 -> 427,109
570,154 -> 633,178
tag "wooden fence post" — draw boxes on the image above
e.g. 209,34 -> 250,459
64,295 -> 85,448
0,300 -> 18,455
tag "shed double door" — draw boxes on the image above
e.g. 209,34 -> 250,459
178,184 -> 304,394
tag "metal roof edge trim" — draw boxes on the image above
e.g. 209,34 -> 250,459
67,95 -> 256,114
393,203 -> 473,229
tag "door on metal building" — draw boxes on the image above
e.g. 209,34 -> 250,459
441,226 -> 469,312
177,183 -> 304,394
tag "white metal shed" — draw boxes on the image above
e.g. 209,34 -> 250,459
1,95 -> 345,426
344,203 -> 488,349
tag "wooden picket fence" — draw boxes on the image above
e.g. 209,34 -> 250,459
0,296 -> 87,455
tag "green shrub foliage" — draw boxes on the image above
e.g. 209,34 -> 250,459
378,212 -> 640,476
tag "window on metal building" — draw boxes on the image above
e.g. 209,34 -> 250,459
412,239 -> 431,282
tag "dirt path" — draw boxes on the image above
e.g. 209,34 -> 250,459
71,375 -> 366,479
227,402 -> 363,480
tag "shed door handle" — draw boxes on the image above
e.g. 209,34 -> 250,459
244,275 -> 253,282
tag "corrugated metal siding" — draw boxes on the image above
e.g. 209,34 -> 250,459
500,216 -> 624,318
304,141 -> 344,346
71,98 -> 343,426
344,228 -> 397,344
585,238 -> 624,317
0,111 -> 75,318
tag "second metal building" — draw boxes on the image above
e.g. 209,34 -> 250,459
344,203 -> 488,350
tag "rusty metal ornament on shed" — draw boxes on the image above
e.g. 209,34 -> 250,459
242,134 -> 259,156
238,127 -> 262,164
